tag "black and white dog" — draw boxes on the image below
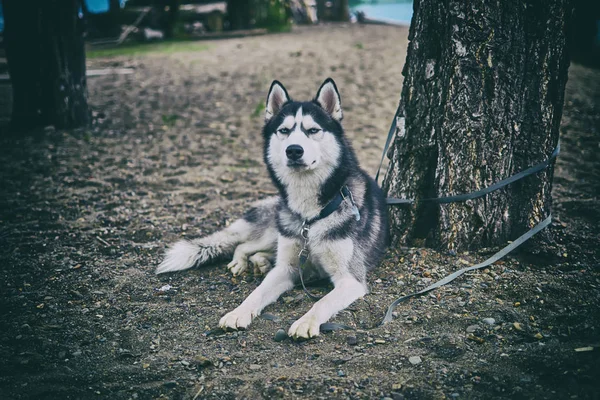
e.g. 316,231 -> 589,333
157,78 -> 389,339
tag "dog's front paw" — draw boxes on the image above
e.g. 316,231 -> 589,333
227,256 -> 248,276
288,313 -> 321,339
219,308 -> 255,330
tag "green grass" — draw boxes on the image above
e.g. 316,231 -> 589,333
251,102 -> 266,118
87,41 -> 210,59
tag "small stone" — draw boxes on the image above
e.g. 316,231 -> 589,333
408,356 -> 422,365
467,334 -> 485,344
513,322 -> 523,331
346,335 -> 358,346
337,370 -> 345,377
482,318 -> 496,325
533,333 -> 543,340
514,302 -> 521,307
374,339 -> 386,344
274,329 -> 287,342
180,360 -> 190,366
249,364 -> 261,370
466,325 -> 479,333
193,356 -> 212,368
392,383 -> 403,390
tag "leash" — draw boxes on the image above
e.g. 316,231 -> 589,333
381,214 -> 552,323
385,142 -> 560,205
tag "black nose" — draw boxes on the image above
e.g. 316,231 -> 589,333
286,144 -> 304,161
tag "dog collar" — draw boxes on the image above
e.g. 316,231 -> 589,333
305,185 -> 360,226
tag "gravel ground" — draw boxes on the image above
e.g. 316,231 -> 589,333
0,24 -> 599,399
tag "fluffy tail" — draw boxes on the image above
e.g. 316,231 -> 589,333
155,219 -> 252,274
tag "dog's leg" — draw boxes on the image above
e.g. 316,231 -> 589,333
288,238 -> 366,339
288,275 -> 366,339
219,236 -> 299,330
227,227 -> 277,276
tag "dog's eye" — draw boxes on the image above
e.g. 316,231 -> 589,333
278,128 -> 290,134
307,128 -> 321,134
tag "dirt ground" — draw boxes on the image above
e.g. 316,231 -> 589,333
0,24 -> 599,400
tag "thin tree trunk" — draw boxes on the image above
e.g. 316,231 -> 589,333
4,0 -> 89,131
383,0 -> 572,252
3,1 -> 43,130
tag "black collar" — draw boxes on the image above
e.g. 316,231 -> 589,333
306,185 -> 352,225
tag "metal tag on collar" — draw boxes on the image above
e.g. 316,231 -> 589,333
341,187 -> 361,221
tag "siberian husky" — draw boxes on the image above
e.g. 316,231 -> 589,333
156,78 -> 389,339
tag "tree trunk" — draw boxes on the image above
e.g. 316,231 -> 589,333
3,0 -> 89,131
382,0 -> 572,252
227,0 -> 252,30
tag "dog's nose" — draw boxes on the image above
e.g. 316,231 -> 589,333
286,144 -> 304,161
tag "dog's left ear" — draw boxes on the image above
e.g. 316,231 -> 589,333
315,78 -> 343,121
266,81 -> 290,122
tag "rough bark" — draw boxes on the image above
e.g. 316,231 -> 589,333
383,0 -> 572,251
3,0 -> 90,131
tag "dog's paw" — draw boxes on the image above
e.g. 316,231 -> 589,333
288,313 -> 321,339
227,256 -> 248,276
249,252 -> 272,275
219,308 -> 254,330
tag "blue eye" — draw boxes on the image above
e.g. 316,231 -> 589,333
307,128 -> 320,134
278,128 -> 290,134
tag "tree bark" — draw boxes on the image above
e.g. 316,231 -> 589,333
383,0 -> 572,252
3,0 -> 90,131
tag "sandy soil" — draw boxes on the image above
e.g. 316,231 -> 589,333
0,24 -> 599,399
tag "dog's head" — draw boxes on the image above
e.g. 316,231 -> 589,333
262,78 -> 346,185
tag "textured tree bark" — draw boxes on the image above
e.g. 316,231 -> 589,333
4,0 -> 90,131
383,0 -> 572,251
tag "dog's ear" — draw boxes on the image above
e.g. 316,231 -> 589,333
265,81 -> 290,122
315,78 -> 343,121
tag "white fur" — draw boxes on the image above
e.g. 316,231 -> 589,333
289,276 -> 366,339
155,240 -> 207,274
267,107 -> 342,219
156,219 -> 254,274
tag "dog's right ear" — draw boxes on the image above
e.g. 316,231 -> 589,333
265,81 -> 290,122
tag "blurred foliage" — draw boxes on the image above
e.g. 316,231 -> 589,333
253,0 -> 291,32
251,101 -> 266,118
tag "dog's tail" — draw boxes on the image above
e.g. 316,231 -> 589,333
155,219 -> 253,274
